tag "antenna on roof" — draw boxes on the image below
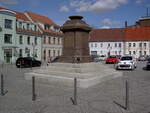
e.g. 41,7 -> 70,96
145,5 -> 150,17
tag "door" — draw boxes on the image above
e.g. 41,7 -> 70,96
4,49 -> 12,63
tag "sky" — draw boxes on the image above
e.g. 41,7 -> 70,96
0,0 -> 150,28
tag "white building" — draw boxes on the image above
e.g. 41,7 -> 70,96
89,28 -> 124,57
25,12 -> 63,62
89,27 -> 150,58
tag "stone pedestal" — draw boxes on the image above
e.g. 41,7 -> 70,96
25,63 -> 122,88
60,16 -> 92,63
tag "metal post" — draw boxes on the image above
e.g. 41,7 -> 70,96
1,74 -> 4,96
32,76 -> 36,101
125,80 -> 129,110
74,77 -> 77,105
70,77 -> 77,105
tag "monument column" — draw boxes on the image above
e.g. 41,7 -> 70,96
60,16 -> 92,63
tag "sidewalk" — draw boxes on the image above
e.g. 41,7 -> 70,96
0,64 -> 150,113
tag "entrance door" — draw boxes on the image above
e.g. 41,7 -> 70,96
4,49 -> 12,63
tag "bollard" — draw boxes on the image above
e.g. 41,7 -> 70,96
125,80 -> 129,110
113,80 -> 130,110
70,77 -> 77,105
1,74 -> 7,96
32,76 -> 36,101
1,74 -> 4,96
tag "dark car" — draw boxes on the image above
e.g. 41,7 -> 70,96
16,57 -> 41,68
146,59 -> 150,70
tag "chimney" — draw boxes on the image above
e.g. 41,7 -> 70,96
125,21 -> 128,28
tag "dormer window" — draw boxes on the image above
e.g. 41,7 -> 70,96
27,23 -> 30,30
19,22 -> 22,28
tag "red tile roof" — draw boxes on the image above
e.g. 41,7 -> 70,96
125,27 -> 150,41
90,28 -> 125,42
26,12 -> 57,25
16,12 -> 29,21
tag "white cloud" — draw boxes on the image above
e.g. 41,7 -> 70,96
60,5 -> 69,12
69,0 -> 127,13
0,0 -> 18,5
101,18 -> 120,26
101,26 -> 110,28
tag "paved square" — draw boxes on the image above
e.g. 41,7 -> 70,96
0,62 -> 150,113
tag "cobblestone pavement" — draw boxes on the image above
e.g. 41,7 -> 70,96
0,62 -> 150,113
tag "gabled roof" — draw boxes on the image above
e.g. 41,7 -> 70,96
26,12 -> 57,26
125,27 -> 150,41
16,12 -> 29,21
90,28 -> 125,42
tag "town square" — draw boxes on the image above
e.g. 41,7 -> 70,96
0,0 -> 150,113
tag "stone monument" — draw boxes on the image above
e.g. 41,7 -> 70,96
25,16 -> 122,88
60,16 -> 92,63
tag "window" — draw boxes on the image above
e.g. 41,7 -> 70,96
115,43 -> 117,47
91,43 -> 93,47
34,25 -> 37,31
144,51 -> 146,55
58,50 -> 60,56
19,22 -> 22,28
44,50 -> 46,61
108,43 -> 110,47
58,38 -> 60,44
139,51 -> 142,55
129,51 -> 131,55
19,35 -> 23,44
27,37 -> 30,45
133,43 -> 136,47
19,49 -> 22,57
5,19 -> 12,29
27,23 -> 30,30
53,37 -> 56,44
48,37 -> 51,44
133,51 -> 136,55
35,37 -> 37,45
34,49 -> 38,57
101,43 -> 103,47
115,51 -> 117,54
53,50 -> 55,56
4,34 -> 12,43
144,43 -> 146,47
139,43 -> 142,47
119,43 -> 121,47
49,50 -> 51,57
44,36 -> 46,44
129,43 -> 131,47
95,43 -> 97,47
27,49 -> 30,57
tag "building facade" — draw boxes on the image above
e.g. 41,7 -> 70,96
25,12 -> 63,62
0,7 -> 62,63
0,8 -> 17,63
16,12 -> 42,61
89,27 -> 150,59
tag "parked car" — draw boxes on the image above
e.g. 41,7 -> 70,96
145,59 -> 150,70
16,57 -> 41,68
94,55 -> 106,62
105,55 -> 119,64
138,56 -> 146,61
115,56 -> 136,70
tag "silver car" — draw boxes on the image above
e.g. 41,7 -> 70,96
116,56 -> 137,70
